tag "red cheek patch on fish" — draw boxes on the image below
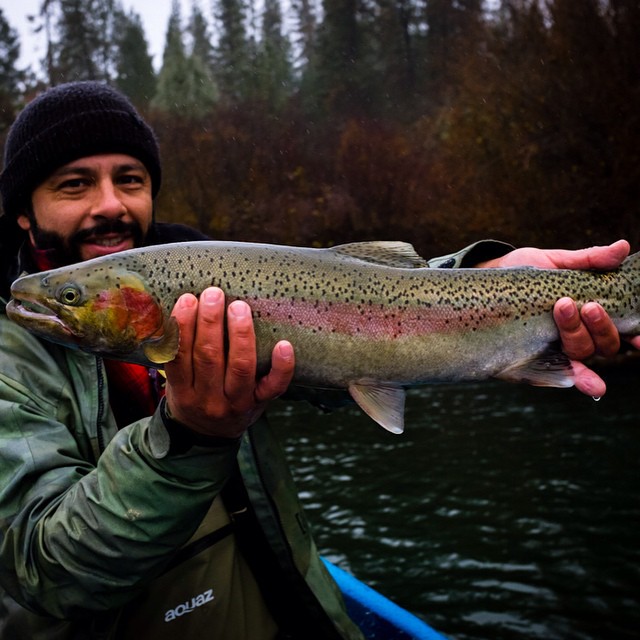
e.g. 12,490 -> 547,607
91,287 -> 164,339
90,289 -> 129,331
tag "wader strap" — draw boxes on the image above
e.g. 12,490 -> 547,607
163,523 -> 235,574
221,465 -> 344,640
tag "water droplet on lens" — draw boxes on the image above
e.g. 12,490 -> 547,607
592,396 -> 601,402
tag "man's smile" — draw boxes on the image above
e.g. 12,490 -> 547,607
81,233 -> 135,258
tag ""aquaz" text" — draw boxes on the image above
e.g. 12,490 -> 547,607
164,589 -> 215,622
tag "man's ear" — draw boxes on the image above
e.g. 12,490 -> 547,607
16,214 -> 31,231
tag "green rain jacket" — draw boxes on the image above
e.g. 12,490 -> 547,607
0,228 -> 512,639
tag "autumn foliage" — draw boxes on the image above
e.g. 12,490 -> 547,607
2,0 -> 639,258
147,0 -> 638,257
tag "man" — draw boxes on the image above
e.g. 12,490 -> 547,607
0,82 -> 632,639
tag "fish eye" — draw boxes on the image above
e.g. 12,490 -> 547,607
59,285 -> 82,306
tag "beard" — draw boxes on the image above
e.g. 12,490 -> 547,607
27,215 -> 146,267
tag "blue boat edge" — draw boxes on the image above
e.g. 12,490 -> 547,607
322,558 -> 448,640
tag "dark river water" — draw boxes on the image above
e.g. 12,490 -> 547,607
269,361 -> 640,640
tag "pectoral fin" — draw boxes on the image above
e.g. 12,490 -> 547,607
348,382 -> 406,434
495,348 -> 574,387
142,317 -> 180,364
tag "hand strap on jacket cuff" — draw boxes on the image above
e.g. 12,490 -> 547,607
159,397 -> 240,454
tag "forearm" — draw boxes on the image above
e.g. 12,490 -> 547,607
0,401 -> 238,618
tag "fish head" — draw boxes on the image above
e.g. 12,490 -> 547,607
7,264 -> 178,366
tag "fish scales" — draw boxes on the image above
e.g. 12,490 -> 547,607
7,240 -> 640,432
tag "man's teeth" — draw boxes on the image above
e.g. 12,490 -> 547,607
92,236 -> 126,247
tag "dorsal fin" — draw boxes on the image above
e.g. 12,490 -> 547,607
329,241 -> 428,268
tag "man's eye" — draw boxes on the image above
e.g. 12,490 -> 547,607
118,174 -> 144,185
58,178 -> 89,190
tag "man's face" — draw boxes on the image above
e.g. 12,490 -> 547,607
17,153 -> 154,265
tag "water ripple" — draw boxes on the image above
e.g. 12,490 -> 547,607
271,365 -> 640,639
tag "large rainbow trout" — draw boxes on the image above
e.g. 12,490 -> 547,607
7,241 -> 640,432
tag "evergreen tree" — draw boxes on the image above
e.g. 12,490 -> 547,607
213,0 -> 253,102
0,8 -> 24,128
370,0 -> 417,111
186,1 -> 219,109
113,9 -> 156,107
36,0 -> 126,84
184,54 -> 219,116
94,0 -> 118,79
254,0 -> 293,108
51,0 -> 101,81
290,0 -> 317,67
305,0 -> 363,114
189,1 -> 215,73
422,0 -> 483,99
152,1 -> 189,112
0,9 -> 23,94
153,0 -> 217,117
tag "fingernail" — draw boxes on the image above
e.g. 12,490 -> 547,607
202,287 -> 223,305
582,303 -> 603,324
228,300 -> 250,318
178,294 -> 197,308
277,341 -> 294,360
556,298 -> 576,320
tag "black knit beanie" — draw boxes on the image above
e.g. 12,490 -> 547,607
0,81 -> 161,217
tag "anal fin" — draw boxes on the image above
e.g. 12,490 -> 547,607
495,348 -> 575,388
348,382 -> 406,434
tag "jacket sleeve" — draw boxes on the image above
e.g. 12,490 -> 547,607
0,316 -> 239,619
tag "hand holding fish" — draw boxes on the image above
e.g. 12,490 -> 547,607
162,287 -> 295,439
477,239 -> 639,397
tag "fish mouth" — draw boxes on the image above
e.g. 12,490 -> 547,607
6,295 -> 73,336
8,296 -> 52,316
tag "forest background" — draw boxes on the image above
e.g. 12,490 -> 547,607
0,0 -> 638,258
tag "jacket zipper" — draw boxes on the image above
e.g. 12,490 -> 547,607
96,356 -> 106,454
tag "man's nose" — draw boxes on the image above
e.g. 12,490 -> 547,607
90,181 -> 127,218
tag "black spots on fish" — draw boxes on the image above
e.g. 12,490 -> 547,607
401,290 -> 420,307
388,316 -> 405,340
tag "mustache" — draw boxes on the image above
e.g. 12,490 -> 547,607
28,217 -> 146,268
72,219 -> 142,244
